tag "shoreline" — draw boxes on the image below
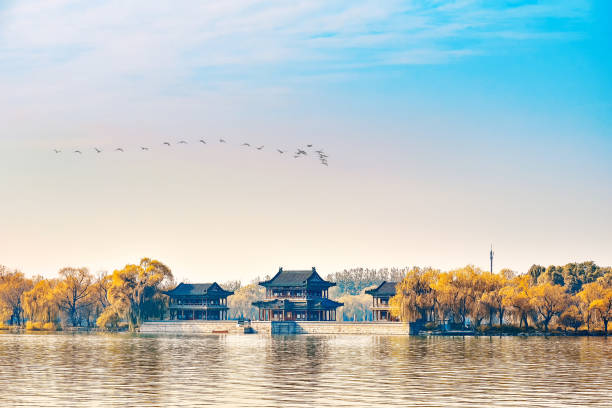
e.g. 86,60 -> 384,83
2,322 -> 609,337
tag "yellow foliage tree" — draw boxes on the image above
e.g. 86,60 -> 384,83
390,267 -> 438,323
100,258 -> 173,331
54,267 -> 93,327
578,281 -> 604,333
22,279 -> 59,324
529,282 -> 568,332
588,284 -> 611,334
559,304 -> 583,333
0,268 -> 33,325
480,273 -> 509,327
431,266 -> 481,326
501,274 -> 533,329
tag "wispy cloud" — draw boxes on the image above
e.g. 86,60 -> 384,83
0,0 -> 591,113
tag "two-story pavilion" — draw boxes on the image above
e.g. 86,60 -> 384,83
253,267 -> 343,321
165,282 -> 233,320
366,281 -> 399,322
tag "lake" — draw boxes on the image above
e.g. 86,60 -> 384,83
0,333 -> 610,407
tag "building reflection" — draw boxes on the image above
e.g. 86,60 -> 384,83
261,335 -> 330,407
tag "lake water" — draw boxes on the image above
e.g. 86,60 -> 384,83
0,333 -> 610,407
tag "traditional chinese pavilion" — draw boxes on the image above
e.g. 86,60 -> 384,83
365,281 -> 399,322
165,282 -> 233,320
253,267 -> 343,321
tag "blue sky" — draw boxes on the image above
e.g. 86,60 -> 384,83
0,0 -> 610,281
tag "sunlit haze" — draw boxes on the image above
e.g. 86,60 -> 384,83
1,0 -> 611,282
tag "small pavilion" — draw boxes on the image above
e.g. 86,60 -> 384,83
165,282 -> 233,320
253,267 -> 343,321
365,281 -> 399,322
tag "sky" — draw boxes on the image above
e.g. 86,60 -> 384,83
1,0 -> 611,283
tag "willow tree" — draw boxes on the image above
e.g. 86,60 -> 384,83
583,280 -> 612,335
529,282 -> 568,333
227,283 -> 264,320
98,258 -> 173,331
54,267 -> 93,326
480,273 -> 509,327
501,274 -> 533,329
0,268 -> 33,325
22,279 -> 60,324
559,304 -> 583,333
390,267 -> 439,323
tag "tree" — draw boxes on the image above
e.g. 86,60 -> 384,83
578,281 -> 603,333
22,279 -> 59,324
221,280 -> 242,292
529,282 -> 568,332
327,267 -> 407,296
0,268 -> 33,325
54,267 -> 93,327
228,283 -> 264,320
432,266 -> 480,326
100,258 -> 173,331
389,267 -> 438,323
559,304 -> 583,333
586,281 -> 611,335
85,272 -> 112,327
528,265 -> 545,284
501,275 -> 533,329
336,291 -> 372,321
481,273 -> 508,327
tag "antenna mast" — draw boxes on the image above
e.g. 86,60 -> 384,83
490,244 -> 494,274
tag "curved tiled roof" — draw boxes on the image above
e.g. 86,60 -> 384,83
165,282 -> 233,297
365,281 -> 399,297
259,267 -> 336,288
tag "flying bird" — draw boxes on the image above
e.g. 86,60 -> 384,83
141,147 -> 149,151
178,140 -> 188,144
315,150 -> 324,154
256,145 -> 264,150
199,139 -> 206,144
74,150 -> 82,154
219,139 -> 226,143
53,149 -> 61,154
277,149 -> 285,154
307,144 -> 313,148
163,142 -> 171,146
115,148 -> 124,152
242,143 -> 251,147
94,148 -> 102,153
296,149 -> 307,155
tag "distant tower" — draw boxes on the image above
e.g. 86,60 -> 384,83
490,244 -> 494,274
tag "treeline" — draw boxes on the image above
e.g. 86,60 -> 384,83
391,262 -> 612,334
0,258 -> 175,331
326,268 -> 407,296
3,260 -> 610,331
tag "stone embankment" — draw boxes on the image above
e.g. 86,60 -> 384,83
139,320 -> 411,335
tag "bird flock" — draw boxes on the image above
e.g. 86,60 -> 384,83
54,139 -> 329,166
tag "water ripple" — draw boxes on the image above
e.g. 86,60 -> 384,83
0,334 -> 610,407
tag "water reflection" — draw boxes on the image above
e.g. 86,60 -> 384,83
0,333 -> 610,407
